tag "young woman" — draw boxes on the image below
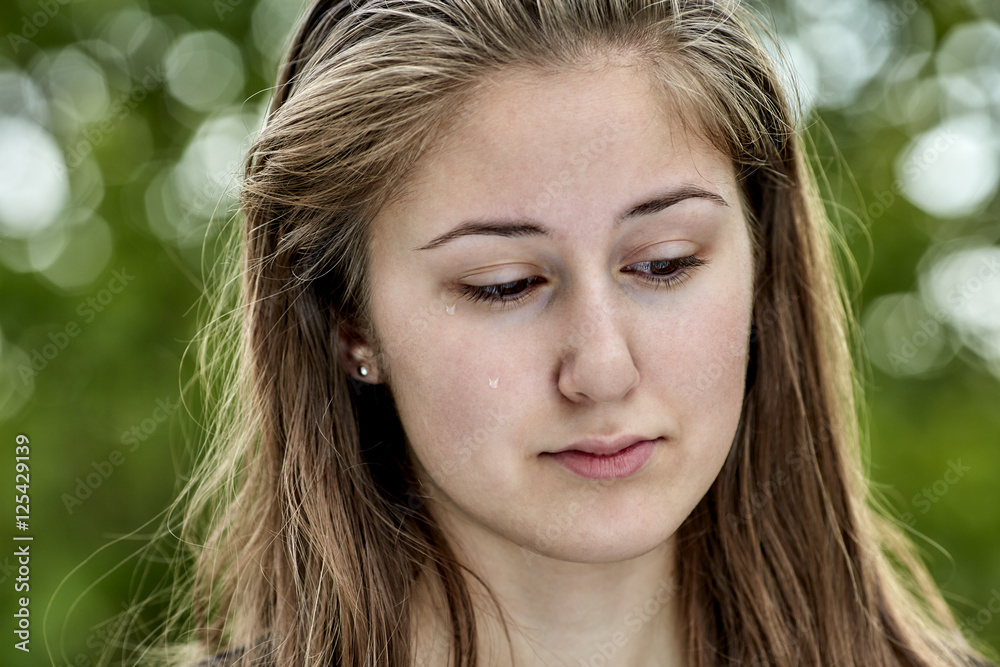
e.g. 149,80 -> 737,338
145,0 -> 997,665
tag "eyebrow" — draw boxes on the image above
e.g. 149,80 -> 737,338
413,184 -> 728,251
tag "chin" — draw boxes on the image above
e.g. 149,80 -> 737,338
518,521 -> 677,565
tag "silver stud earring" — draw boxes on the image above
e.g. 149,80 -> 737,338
358,365 -> 369,377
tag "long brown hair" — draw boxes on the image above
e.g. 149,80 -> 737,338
140,1 -> 996,665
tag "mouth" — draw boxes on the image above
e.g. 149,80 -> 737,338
540,437 -> 661,480
547,434 -> 660,456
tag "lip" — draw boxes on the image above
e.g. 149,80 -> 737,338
549,434 -> 656,456
541,437 -> 660,480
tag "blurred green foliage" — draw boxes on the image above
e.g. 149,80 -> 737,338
0,0 -> 998,664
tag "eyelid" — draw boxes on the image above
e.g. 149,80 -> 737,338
459,241 -> 693,284
455,253 -> 709,310
624,239 -> 697,262
462,265 -> 539,285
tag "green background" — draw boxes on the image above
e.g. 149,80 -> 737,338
0,0 -> 998,664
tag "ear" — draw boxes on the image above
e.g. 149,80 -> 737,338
336,322 -> 380,383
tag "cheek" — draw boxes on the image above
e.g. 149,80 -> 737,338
648,266 -> 753,456
676,300 -> 750,405
375,297 -> 518,486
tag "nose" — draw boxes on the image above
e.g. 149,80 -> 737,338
556,280 -> 640,403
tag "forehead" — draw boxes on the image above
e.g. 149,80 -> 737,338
376,63 -> 737,246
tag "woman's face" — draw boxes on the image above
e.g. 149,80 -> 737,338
362,63 -> 754,563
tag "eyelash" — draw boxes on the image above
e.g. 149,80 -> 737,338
457,254 -> 709,311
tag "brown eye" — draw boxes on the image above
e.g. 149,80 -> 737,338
459,276 -> 544,306
648,258 -> 686,276
624,255 -> 709,290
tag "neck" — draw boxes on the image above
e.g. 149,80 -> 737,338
410,514 -> 687,667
